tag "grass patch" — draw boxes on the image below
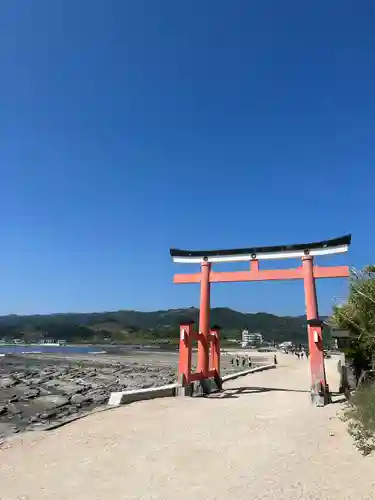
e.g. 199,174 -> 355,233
343,382 -> 375,455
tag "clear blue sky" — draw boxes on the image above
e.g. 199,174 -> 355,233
0,0 -> 373,316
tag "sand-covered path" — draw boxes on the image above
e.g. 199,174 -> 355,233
1,356 -> 374,500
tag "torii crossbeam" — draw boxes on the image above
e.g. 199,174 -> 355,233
170,235 -> 351,406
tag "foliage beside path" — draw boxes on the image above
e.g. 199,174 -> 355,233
332,265 -> 375,454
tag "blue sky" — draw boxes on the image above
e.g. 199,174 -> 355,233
0,0 -> 373,316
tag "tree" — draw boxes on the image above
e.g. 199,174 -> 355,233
331,265 -> 375,377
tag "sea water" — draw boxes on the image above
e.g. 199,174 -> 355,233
0,346 -> 106,355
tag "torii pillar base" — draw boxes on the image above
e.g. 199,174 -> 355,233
307,320 -> 331,407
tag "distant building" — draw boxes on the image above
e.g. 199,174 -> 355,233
39,338 -> 61,346
241,329 -> 263,347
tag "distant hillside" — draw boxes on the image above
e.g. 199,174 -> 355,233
0,308 -> 329,346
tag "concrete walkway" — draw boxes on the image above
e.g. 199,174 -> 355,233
1,357 -> 374,500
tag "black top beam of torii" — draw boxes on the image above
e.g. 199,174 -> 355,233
170,235 -> 351,263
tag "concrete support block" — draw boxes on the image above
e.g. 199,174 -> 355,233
108,383 -> 179,406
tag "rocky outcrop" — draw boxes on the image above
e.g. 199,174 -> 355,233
0,353 -> 177,440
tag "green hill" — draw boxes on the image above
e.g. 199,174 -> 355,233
0,308 -> 325,346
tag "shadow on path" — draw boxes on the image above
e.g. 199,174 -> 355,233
208,387 -> 349,405
207,386 -> 310,399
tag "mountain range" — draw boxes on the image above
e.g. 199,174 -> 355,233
0,308 -> 329,346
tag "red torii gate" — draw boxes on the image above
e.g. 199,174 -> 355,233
170,235 -> 351,406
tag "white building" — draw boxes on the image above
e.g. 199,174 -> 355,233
241,329 -> 263,347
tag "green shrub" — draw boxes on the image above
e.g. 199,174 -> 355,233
343,382 -> 375,455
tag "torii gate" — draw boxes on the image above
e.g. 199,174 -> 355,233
170,235 -> 351,406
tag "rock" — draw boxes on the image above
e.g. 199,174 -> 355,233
22,388 -> 40,400
87,390 -> 108,404
0,405 -> 8,415
40,410 -> 57,420
70,394 -> 92,405
57,410 -> 70,419
29,378 -> 43,385
12,427 -> 20,434
9,394 -> 19,403
36,395 -> 69,410
7,404 -> 21,415
0,376 -> 18,388
28,416 -> 38,424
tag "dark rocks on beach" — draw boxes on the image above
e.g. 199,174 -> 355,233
22,388 -> 40,400
70,394 -> 92,405
40,410 -> 57,420
37,395 -> 70,410
0,376 -> 19,389
7,404 -> 21,415
141,383 -> 154,389
0,349 -> 180,438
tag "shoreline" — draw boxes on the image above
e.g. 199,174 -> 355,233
0,350 -> 270,442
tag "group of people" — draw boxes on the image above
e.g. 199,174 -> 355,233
230,354 -> 278,367
284,349 -> 308,359
231,356 -> 252,368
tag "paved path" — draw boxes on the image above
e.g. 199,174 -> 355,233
1,356 -> 374,500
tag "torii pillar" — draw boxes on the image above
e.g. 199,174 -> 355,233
197,261 -> 211,377
302,255 -> 328,405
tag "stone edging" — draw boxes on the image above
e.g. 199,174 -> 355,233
108,383 -> 180,406
221,364 -> 276,383
108,365 -> 277,406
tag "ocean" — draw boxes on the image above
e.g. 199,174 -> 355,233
0,345 -> 106,355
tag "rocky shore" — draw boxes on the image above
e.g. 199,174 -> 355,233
0,351 -> 178,441
0,349 -> 270,442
